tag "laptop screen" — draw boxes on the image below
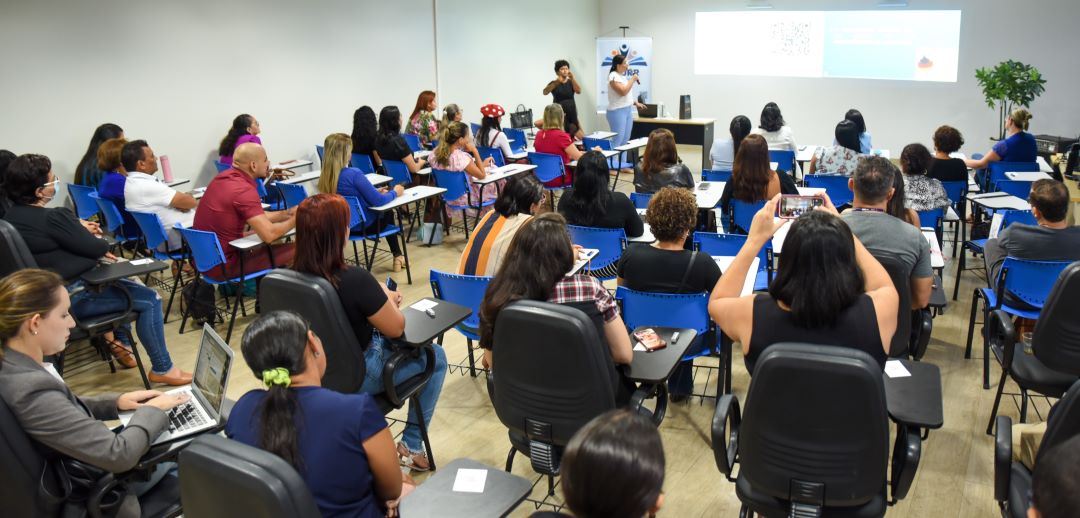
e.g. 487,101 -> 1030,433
193,325 -> 232,416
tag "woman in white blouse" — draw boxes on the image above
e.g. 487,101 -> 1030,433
751,102 -> 797,152
606,55 -> 646,147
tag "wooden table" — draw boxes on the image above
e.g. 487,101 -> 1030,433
630,117 -> 716,171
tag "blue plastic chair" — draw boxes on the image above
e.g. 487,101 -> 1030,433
351,153 -> 376,174
996,180 -> 1034,200
129,211 -> 188,321
276,183 -> 308,210
729,199 -> 766,234
630,192 -> 652,210
615,287 -> 726,397
703,170 -> 732,183
429,270 -> 492,377
177,227 -> 273,343
940,180 -> 968,257
342,195 -> 404,275
403,133 -> 422,153
504,128 -> 527,154
68,183 -> 101,220
805,174 -> 854,208
315,145 -> 324,161
917,207 -> 945,247
952,209 -> 1036,300
470,123 -> 481,135
431,168 -> 495,239
477,147 -> 506,168
693,231 -> 771,291
566,225 -> 626,281
89,193 -> 141,251
213,160 -> 230,173
528,151 -> 570,210
769,149 -> 796,173
966,258 -> 1072,389
382,160 -> 413,186
986,161 -> 1039,191
583,137 -> 633,170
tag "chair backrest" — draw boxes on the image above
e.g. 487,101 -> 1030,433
1031,261 -> 1080,377
616,287 -> 710,335
277,183 -> 308,210
582,137 -> 612,151
527,152 -> 565,185
629,192 -> 652,210
477,147 -> 506,168
730,199 -> 766,234
703,169 -> 732,183
916,207 -> 944,234
178,227 -> 228,274
998,258 -> 1072,310
769,149 -> 795,172
1035,379 -> 1080,466
470,122 -> 481,135
940,180 -> 967,205
988,161 -> 1039,187
67,183 -> 101,220
315,145 -> 324,161
739,343 -> 889,507
179,434 -> 321,518
382,159 -> 412,186
91,192 -> 138,239
429,270 -> 492,330
259,269 -> 367,393
430,168 -> 470,203
693,231 -> 768,272
504,128 -> 527,154
490,300 -> 618,463
402,133 -> 422,153
350,153 -> 375,174
129,211 -> 170,251
804,174 -> 854,207
566,225 -> 625,273
877,255 -> 913,359
995,179 -> 1034,199
0,391 -> 49,517
342,196 -> 369,230
0,219 -> 37,276
214,160 -> 230,173
999,209 -> 1037,230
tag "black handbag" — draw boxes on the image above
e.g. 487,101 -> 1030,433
40,456 -> 127,518
509,104 -> 533,130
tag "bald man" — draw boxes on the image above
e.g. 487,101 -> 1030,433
193,142 -> 296,281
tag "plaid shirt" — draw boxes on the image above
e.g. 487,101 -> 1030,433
548,275 -> 619,322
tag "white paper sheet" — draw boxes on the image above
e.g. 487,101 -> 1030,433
409,299 -> 439,312
452,468 -> 488,493
884,360 -> 911,378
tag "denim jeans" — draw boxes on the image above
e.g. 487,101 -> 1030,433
359,334 -> 447,453
69,279 -> 174,374
668,335 -> 710,396
605,105 -> 635,147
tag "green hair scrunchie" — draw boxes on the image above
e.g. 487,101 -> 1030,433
262,367 -> 292,388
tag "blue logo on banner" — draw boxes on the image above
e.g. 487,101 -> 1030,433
601,43 -> 648,67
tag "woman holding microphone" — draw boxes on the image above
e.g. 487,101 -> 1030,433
606,55 -> 646,148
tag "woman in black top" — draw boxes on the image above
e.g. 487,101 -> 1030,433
544,60 -> 583,139
558,151 -> 643,238
351,106 -> 380,165
927,125 -> 969,183
708,194 -> 897,374
617,187 -> 720,399
633,129 -> 694,194
74,123 -> 123,187
374,106 -> 428,176
2,154 -> 190,385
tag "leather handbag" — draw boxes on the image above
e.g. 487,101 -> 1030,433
509,104 -> 533,130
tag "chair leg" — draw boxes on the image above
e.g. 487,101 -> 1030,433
466,338 -> 477,378
225,285 -> 242,344
964,289 -> 980,360
547,474 -> 556,497
952,247 -> 966,301
351,241 -> 361,266
163,267 -> 182,324
411,395 -> 436,471
986,369 -> 1009,435
1019,390 -> 1029,423
504,447 -> 517,472
130,339 -> 151,390
982,302 -> 992,390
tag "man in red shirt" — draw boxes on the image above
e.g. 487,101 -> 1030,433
193,142 -> 296,281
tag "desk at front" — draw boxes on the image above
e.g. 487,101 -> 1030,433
630,117 -> 716,171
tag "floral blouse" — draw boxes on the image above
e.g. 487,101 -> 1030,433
812,145 -> 862,176
408,110 -> 439,147
903,174 -> 951,212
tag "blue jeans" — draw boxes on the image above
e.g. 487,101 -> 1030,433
69,279 -> 174,374
606,105 -> 635,147
359,334 -> 447,453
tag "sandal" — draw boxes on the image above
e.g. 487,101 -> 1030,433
393,256 -> 407,272
396,442 -> 430,472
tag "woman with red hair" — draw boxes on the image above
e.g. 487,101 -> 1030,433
407,90 -> 439,148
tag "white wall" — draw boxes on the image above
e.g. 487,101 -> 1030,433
598,0 -> 1079,159
435,0 -> 602,137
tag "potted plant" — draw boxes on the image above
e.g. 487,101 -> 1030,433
975,60 -> 1046,140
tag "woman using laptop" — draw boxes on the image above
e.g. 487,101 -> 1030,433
0,269 -> 189,517
226,311 -> 412,518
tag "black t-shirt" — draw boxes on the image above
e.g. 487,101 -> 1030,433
374,134 -> 412,162
4,204 -> 109,281
557,191 -> 644,238
352,134 -> 377,157
617,245 -> 721,294
927,157 -> 968,183
333,266 -> 390,348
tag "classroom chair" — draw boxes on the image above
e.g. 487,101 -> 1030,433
702,169 -> 732,183
951,209 -> 1036,301
343,196 -> 406,279
769,149 -> 796,174
214,160 -> 230,173
729,199 -> 766,235
403,133 -> 422,153
693,231 -> 771,292
629,191 -> 652,210
351,153 -> 376,174
276,182 -> 309,210
804,174 -> 853,208
129,211 -> 189,322
90,192 -> 142,255
67,183 -> 101,220
566,225 -> 626,281
917,206 -> 945,247
477,146 -> 506,168
940,180 -> 968,257
315,144 -> 324,161
429,270 -> 492,377
985,161 -> 1039,192
995,179 -> 1034,199
503,128 -> 527,154
528,151 -> 570,211
382,159 -> 413,187
431,168 -> 495,240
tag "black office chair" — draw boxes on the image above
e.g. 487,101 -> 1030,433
258,268 -> 438,467
995,379 -> 1080,518
0,391 -> 181,518
712,343 -> 920,517
0,219 -> 152,388
985,262 -> 1080,435
178,434 -> 320,518
878,255 -> 934,361
487,300 -> 629,499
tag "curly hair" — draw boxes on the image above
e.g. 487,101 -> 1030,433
932,125 -> 964,154
645,187 -> 696,242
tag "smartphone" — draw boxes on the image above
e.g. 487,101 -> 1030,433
385,276 -> 398,292
633,328 -> 667,352
778,195 -> 824,219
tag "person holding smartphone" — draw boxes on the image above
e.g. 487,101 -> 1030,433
544,60 -> 584,140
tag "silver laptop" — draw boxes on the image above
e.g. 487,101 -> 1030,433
121,324 -> 233,445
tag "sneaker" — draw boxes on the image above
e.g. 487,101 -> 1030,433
396,441 -> 430,472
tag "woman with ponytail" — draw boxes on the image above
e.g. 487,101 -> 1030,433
217,114 -> 262,166
226,310 -> 411,518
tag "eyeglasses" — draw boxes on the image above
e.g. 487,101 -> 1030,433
41,179 -> 61,189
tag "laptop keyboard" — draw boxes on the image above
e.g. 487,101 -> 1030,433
167,401 -> 206,433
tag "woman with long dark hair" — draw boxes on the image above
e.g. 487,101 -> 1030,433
900,143 -> 950,214
351,106 -> 380,164
458,174 -> 545,276
217,114 -> 261,165
225,310 -> 410,517
375,106 -> 428,175
887,155 -> 921,227
558,150 -> 643,238
74,123 -> 124,187
809,120 -> 863,175
291,194 -> 446,471
751,102 -> 796,152
633,128 -> 693,193
843,108 -> 872,153
544,59 -> 584,139
720,134 -> 797,213
407,90 -> 439,148
477,104 -> 514,160
709,115 -> 751,172
708,195 -> 898,373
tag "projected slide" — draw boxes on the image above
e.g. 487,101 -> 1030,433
694,11 -> 961,82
